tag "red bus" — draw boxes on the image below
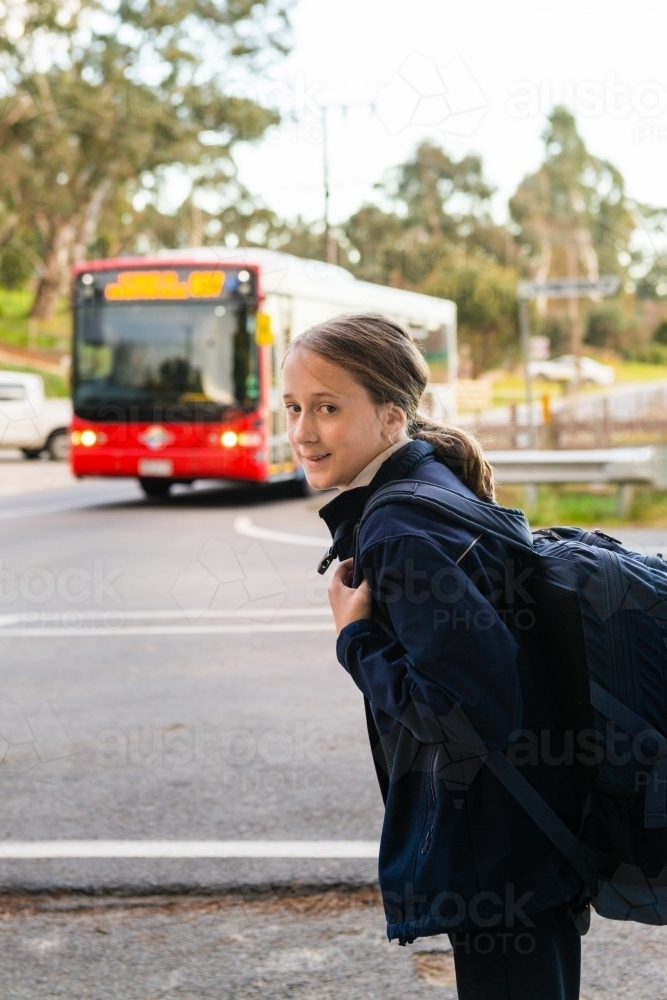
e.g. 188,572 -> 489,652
70,249 -> 456,496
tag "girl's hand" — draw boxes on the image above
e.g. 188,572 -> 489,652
328,558 -> 372,634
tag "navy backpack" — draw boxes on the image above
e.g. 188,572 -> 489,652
360,480 -> 667,926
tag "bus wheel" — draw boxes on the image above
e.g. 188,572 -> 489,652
139,478 -> 172,497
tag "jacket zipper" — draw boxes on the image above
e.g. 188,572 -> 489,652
422,746 -> 438,855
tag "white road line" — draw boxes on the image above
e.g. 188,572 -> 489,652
0,491 -> 138,521
0,622 -> 336,638
0,607 -> 332,627
0,840 -> 379,859
234,515 -> 329,548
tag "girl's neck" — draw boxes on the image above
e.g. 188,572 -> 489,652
339,436 -> 410,492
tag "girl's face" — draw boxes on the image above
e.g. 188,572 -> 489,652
283,349 -> 407,490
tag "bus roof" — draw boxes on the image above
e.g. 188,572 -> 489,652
162,248 -> 455,329
74,247 -> 456,329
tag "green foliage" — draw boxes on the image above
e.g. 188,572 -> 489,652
0,0 -> 289,317
0,287 -> 69,347
624,343 -> 667,365
583,304 -> 650,357
420,259 -> 519,375
0,287 -> 32,320
540,315 -> 571,356
585,305 -> 624,349
654,319 -> 667,345
497,484 -> 667,527
0,363 -> 68,397
342,142 -> 517,374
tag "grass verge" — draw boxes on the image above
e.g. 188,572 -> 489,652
496,483 -> 667,527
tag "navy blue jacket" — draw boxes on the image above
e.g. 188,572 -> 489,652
319,441 -> 583,943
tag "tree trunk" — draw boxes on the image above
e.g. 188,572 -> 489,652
71,179 -> 111,262
188,203 -> 205,247
30,178 -> 112,321
29,221 -> 76,321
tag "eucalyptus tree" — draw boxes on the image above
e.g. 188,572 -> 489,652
510,107 -> 636,289
0,0 -> 289,317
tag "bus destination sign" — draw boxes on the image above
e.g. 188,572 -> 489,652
104,269 -> 226,301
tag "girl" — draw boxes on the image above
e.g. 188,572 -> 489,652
282,313 -> 585,1000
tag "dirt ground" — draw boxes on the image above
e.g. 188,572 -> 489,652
0,890 -> 666,999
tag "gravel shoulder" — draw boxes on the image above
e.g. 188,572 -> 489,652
0,891 -> 665,1000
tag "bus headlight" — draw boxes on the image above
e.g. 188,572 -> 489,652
80,429 -> 97,447
238,432 -> 262,448
221,431 -> 238,448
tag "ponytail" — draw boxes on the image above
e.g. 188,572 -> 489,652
409,415 -> 495,502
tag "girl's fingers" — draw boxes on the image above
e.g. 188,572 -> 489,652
336,558 -> 354,577
331,558 -> 354,588
327,566 -> 372,631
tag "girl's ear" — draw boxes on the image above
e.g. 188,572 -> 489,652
380,402 -> 407,442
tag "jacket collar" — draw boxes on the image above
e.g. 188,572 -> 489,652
318,439 -> 434,539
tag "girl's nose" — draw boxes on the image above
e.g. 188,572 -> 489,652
292,413 -> 317,445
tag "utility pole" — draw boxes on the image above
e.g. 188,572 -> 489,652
321,106 -> 337,266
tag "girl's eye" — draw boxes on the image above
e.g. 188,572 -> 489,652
321,405 -> 337,414
285,404 -> 300,414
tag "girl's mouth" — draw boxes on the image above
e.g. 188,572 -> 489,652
301,453 -> 331,465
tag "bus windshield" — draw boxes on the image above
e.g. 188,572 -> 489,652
73,299 -> 259,421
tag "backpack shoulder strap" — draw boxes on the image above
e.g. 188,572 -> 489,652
485,750 -> 593,885
360,480 -> 535,555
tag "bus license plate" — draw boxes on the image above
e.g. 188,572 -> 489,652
138,459 -> 173,477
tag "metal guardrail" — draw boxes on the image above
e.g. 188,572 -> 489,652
486,447 -> 667,515
486,447 -> 667,487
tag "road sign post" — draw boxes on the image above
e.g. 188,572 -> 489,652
516,275 -> 621,448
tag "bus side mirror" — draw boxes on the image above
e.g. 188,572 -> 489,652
255,313 -> 273,346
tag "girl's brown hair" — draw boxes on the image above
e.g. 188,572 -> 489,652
284,313 -> 495,502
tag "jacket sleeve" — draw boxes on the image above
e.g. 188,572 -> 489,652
336,532 -> 522,750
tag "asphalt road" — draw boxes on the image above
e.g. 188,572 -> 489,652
0,471 -> 382,892
2,467 -> 667,998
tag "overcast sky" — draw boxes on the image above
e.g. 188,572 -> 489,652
231,0 -> 667,230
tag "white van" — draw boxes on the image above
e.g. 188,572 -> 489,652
0,372 -> 72,460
